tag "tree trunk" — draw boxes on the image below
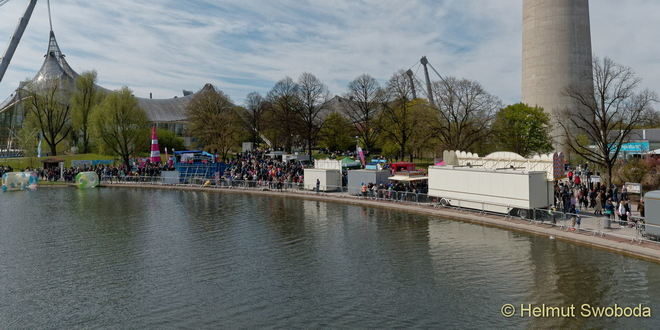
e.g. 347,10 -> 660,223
607,164 -> 613,188
49,143 -> 57,156
123,156 -> 131,174
82,133 -> 89,153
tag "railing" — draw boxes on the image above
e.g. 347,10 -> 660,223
100,175 -> 659,246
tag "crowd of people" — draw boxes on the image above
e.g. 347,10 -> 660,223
0,161 -> 173,183
222,150 -> 305,185
0,164 -> 14,177
359,181 -> 428,197
554,165 -> 644,228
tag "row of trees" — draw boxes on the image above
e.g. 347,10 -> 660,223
19,71 -> 183,169
186,57 -> 657,188
186,71 -> 554,163
18,57 -> 657,187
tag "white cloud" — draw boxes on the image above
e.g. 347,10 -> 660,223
0,0 -> 658,106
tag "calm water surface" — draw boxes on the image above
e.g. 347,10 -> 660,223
1,187 -> 659,328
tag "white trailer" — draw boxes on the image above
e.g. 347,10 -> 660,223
304,168 -> 341,192
428,166 -> 553,215
644,191 -> 660,239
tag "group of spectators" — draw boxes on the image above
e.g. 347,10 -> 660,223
0,165 -> 14,177
2,161 -> 172,183
359,181 -> 428,197
222,150 -> 305,185
554,165 -> 644,227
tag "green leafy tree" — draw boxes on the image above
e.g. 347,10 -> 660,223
136,128 -> 184,157
318,112 -> 356,152
92,87 -> 148,169
492,103 -> 553,157
71,71 -> 105,153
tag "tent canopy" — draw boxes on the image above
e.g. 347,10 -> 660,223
341,157 -> 361,167
388,175 -> 428,182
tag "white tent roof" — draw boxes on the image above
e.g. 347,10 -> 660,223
388,175 -> 428,182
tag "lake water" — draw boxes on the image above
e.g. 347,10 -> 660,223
1,187 -> 659,328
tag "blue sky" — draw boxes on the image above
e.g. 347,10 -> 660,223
1,0 -> 659,106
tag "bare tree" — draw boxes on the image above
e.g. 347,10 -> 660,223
24,82 -> 72,156
267,77 -> 301,152
344,74 -> 383,152
296,72 -> 329,157
244,92 -> 267,147
186,85 -> 242,160
378,71 -> 420,161
560,57 -> 657,186
432,77 -> 500,151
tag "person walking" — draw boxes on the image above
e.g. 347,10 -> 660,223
594,192 -> 602,216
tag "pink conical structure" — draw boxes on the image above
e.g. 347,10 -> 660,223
150,126 -> 161,163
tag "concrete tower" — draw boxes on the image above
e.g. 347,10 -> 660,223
522,0 -> 593,147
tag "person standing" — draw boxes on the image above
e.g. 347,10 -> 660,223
316,178 -> 320,193
618,200 -> 627,226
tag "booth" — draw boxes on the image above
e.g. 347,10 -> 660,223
174,150 -> 226,183
304,168 -> 341,192
391,162 -> 415,172
347,169 -> 391,195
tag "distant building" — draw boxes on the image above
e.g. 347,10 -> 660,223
0,29 -> 210,149
615,129 -> 660,158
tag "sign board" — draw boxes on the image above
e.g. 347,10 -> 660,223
625,182 -> 642,194
242,142 -> 254,152
619,142 -> 650,154
590,175 -> 601,184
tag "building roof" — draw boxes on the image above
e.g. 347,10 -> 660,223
628,128 -> 660,142
0,30 -> 208,123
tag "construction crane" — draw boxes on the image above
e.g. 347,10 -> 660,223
0,0 -> 39,83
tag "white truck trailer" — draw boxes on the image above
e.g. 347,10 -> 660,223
644,191 -> 660,239
428,166 -> 553,215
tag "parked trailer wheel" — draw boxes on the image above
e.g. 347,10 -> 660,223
440,198 -> 450,207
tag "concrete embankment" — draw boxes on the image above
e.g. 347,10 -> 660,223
99,183 -> 660,264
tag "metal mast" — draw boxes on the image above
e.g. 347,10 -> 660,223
405,69 -> 417,99
0,0 -> 39,83
420,56 -> 435,107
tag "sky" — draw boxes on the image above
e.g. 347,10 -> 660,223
0,0 -> 659,106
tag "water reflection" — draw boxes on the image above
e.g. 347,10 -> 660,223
0,188 -> 658,328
